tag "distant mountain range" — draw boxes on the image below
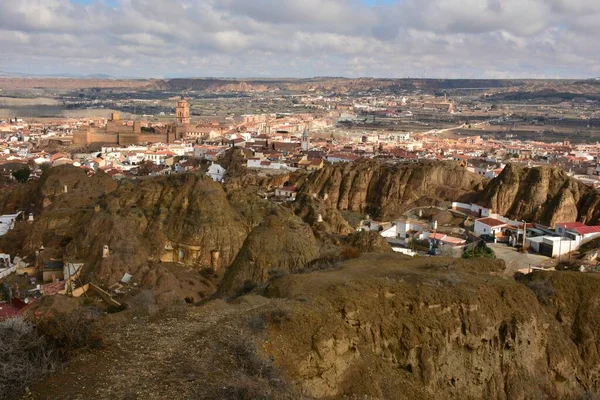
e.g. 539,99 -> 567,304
0,71 -> 117,79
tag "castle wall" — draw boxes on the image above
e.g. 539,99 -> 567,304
73,128 -> 90,146
89,133 -> 120,144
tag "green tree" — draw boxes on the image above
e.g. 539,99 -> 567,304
462,242 -> 496,259
12,167 -> 31,183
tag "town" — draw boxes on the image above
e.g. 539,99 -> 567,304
3,82 -> 600,311
3,0 -> 600,396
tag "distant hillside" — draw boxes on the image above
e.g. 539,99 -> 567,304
0,76 -> 531,93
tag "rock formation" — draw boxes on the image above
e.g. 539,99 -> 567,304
25,254 -> 600,399
219,212 -> 320,296
262,254 -> 600,398
343,230 -> 393,253
478,164 -> 600,226
299,159 -> 484,220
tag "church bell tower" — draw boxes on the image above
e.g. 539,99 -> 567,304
176,96 -> 190,125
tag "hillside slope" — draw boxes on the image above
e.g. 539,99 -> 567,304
23,254 -> 600,399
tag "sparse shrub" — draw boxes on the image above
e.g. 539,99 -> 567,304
248,315 -> 267,332
35,307 -> 104,357
580,392 -> 600,400
299,247 -> 361,274
526,279 -> 557,305
230,337 -> 278,382
158,295 -> 188,318
129,289 -> 159,317
438,274 -> 461,287
0,317 -> 57,399
300,256 -> 340,273
241,280 -> 257,294
515,273 -> 557,305
339,246 -> 361,260
266,308 -> 290,326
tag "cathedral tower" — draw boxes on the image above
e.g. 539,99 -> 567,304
176,96 -> 190,125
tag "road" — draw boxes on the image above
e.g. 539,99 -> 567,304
489,243 -> 556,276
424,120 -> 490,135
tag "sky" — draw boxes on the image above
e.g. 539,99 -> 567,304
1,0 -> 599,79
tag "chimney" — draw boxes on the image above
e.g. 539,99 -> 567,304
210,250 -> 220,271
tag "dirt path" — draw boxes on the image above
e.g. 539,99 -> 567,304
24,300 -> 270,400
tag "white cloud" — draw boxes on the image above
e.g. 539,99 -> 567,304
0,0 -> 598,78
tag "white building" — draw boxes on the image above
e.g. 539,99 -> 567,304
0,212 -> 21,237
207,163 -> 226,182
246,158 -> 288,170
452,202 -> 492,218
380,220 -> 426,244
275,186 -> 297,200
474,217 -> 507,237
144,151 -> 175,165
391,132 -> 411,141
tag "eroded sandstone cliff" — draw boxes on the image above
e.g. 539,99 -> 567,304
219,212 -> 321,296
478,163 -> 600,226
262,254 -> 599,399
299,160 -> 484,220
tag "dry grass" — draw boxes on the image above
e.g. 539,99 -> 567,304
0,317 -> 57,399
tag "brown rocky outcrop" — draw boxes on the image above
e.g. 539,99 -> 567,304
218,212 -> 321,296
262,254 -> 599,399
26,254 -> 600,399
343,230 -> 393,253
299,159 -> 484,220
2,169 -> 274,299
72,173 -> 252,285
478,163 -> 600,226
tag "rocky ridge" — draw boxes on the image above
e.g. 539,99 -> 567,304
478,163 -> 600,226
298,160 -> 484,220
